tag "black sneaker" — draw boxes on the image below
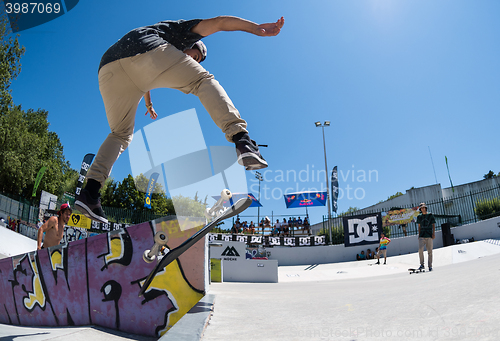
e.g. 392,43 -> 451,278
75,188 -> 108,224
233,132 -> 268,170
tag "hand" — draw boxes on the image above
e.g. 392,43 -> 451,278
255,17 -> 285,36
145,106 -> 158,120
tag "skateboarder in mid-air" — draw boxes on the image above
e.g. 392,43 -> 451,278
75,15 -> 285,223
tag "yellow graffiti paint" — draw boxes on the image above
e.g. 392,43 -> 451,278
105,235 -> 124,264
142,260 -> 204,336
50,250 -> 64,272
23,255 -> 46,310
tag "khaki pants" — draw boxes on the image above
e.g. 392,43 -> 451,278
87,43 -> 248,185
418,237 -> 433,268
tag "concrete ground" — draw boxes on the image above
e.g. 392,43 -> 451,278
202,241 -> 500,341
1,236 -> 500,340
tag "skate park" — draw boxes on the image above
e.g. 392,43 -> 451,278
1,214 -> 500,340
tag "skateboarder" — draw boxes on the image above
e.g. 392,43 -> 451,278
417,203 -> 436,271
37,203 -> 72,249
75,16 -> 285,223
375,233 -> 391,264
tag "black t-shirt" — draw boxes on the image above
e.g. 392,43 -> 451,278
99,19 -> 204,71
417,213 -> 436,238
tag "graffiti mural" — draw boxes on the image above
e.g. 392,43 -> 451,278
0,217 -> 206,337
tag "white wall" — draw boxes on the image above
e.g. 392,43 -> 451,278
266,216 -> 500,266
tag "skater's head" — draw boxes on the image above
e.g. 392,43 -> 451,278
58,203 -> 72,224
184,40 -> 207,63
418,202 -> 428,212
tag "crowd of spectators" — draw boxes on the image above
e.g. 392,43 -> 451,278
230,216 -> 311,236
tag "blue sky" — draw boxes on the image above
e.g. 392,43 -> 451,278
6,0 -> 500,226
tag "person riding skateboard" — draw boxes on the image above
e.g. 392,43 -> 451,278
75,15 -> 285,223
37,203 -> 72,249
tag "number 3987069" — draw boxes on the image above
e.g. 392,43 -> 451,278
5,2 -> 61,14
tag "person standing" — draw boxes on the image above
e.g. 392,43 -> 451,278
417,203 -> 436,271
37,203 -> 72,250
376,233 -> 391,265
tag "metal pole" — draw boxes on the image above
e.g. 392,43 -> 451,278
255,171 -> 263,235
321,126 -> 333,245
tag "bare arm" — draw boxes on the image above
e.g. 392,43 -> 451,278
192,16 -> 284,37
143,91 -> 157,120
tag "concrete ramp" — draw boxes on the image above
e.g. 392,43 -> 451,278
0,216 -> 207,338
0,225 -> 37,259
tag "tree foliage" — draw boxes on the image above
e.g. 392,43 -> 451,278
483,170 -> 499,179
0,19 -> 74,199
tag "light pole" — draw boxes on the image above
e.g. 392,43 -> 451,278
315,121 -> 332,244
255,171 -> 263,234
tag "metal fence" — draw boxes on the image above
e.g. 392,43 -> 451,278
0,193 -> 38,225
322,185 -> 500,244
0,192 -> 171,226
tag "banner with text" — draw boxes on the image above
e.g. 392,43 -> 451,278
382,207 -> 419,227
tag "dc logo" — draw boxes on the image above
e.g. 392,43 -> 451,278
128,109 -> 248,227
343,213 -> 382,247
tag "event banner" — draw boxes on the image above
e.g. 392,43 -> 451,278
75,153 -> 95,196
67,213 -> 92,229
331,166 -> 339,213
144,172 -> 159,209
382,207 -> 419,227
32,166 -> 47,197
343,213 -> 382,247
208,234 -> 326,247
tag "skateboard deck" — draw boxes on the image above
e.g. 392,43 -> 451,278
408,268 -> 425,274
138,196 -> 252,296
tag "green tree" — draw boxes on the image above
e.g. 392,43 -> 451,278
0,18 -> 73,199
0,17 -> 24,110
483,170 -> 498,179
100,174 -> 175,216
338,207 -> 360,217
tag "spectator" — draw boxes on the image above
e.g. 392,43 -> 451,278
376,233 -> 391,265
283,219 -> 290,236
249,221 -> 255,234
231,223 -> 238,234
234,218 -> 241,233
417,203 -> 436,271
281,218 -> 288,236
357,251 -> 366,261
400,223 -> 408,236
303,217 -> 311,235
366,249 -> 374,259
273,219 -> 281,236
37,203 -> 72,249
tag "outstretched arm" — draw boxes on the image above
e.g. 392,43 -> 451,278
192,16 -> 284,37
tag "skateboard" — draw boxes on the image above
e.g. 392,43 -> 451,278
408,268 -> 425,274
138,190 -> 252,296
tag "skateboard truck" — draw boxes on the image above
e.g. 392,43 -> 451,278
204,189 -> 232,222
143,231 -> 169,263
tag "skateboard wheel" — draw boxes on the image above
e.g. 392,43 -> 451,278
143,249 -> 155,263
154,232 -> 169,245
221,189 -> 232,201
